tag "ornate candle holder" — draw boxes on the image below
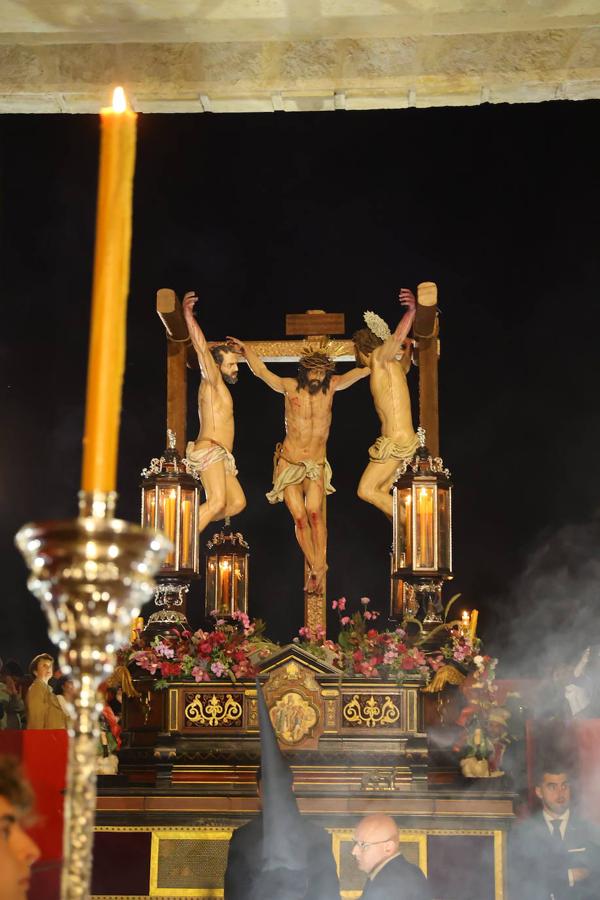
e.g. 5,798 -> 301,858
15,491 -> 171,900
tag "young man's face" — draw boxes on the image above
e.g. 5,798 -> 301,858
219,352 -> 239,385
34,659 -> 53,681
535,773 -> 570,815
0,796 -> 40,900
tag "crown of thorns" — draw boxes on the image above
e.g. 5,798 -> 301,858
299,350 -> 336,371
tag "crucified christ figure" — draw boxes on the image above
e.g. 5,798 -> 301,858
182,292 -> 246,533
354,288 -> 419,520
226,338 -> 369,592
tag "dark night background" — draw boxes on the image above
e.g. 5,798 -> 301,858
1,100 -> 599,674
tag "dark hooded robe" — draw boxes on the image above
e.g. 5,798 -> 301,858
224,682 -> 340,900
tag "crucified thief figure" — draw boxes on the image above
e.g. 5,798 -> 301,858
226,338 -> 369,593
354,288 -> 419,520
182,292 -> 246,532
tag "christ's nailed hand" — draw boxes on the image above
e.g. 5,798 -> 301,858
398,287 -> 416,310
183,291 -> 198,314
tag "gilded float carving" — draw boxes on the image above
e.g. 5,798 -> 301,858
342,694 -> 400,728
184,693 -> 243,727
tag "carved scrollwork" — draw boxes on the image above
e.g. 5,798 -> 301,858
342,694 -> 400,728
184,693 -> 243,727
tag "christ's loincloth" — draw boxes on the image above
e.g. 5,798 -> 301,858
266,444 -> 335,504
185,440 -> 238,477
368,434 -> 419,463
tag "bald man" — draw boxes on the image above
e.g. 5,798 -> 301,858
352,814 -> 431,900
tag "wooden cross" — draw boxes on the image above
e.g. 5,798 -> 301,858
414,282 -> 440,457
155,286 -> 439,632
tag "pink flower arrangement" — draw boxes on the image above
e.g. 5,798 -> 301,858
125,612 -> 270,687
434,625 -> 482,671
293,623 -> 340,666
335,598 -> 430,679
294,597 -> 430,681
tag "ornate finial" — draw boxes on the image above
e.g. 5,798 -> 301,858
417,425 -> 427,447
363,310 -> 391,341
167,429 -> 176,449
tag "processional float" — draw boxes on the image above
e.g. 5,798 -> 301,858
13,84 -> 493,900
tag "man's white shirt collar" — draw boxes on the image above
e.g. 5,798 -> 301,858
543,808 -> 570,839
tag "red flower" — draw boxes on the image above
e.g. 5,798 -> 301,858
358,661 -> 376,676
199,641 -> 212,655
401,657 -> 418,670
160,661 -> 182,677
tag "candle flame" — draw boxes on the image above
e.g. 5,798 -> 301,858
112,86 -> 127,113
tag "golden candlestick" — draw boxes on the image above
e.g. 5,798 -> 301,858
15,491 -> 171,900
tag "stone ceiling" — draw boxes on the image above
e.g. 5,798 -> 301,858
1,0 -> 599,112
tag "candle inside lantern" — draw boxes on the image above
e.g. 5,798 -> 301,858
220,558 -> 232,608
81,86 -> 137,494
163,490 -> 177,565
417,486 -> 434,567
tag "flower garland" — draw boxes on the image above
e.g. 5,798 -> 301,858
295,597 -> 429,679
124,611 -> 273,688
121,597 -> 495,695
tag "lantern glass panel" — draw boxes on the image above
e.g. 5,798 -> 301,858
142,488 -> 156,529
158,485 -> 178,567
179,489 -> 195,570
233,556 -> 248,610
206,554 -> 217,608
438,486 -> 451,572
396,487 -> 412,569
415,484 -> 435,569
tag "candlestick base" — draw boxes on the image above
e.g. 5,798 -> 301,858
15,508 -> 171,900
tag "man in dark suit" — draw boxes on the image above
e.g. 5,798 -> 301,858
223,766 -> 340,900
509,763 -> 600,899
352,814 -> 431,900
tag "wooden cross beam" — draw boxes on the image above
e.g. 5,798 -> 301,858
156,288 -> 197,455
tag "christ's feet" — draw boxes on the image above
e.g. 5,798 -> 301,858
305,564 -> 328,594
